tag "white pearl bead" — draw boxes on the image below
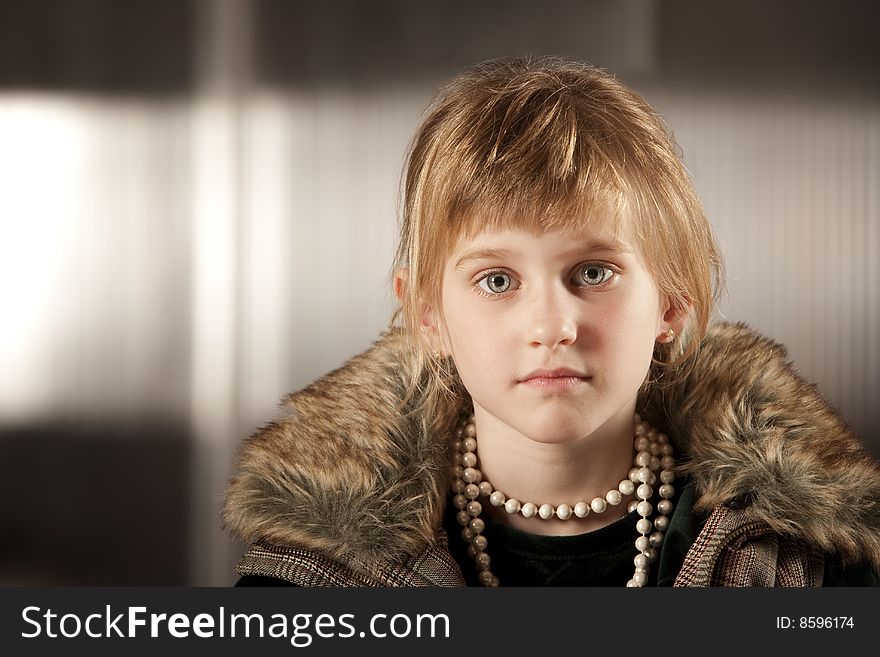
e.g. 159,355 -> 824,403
461,528 -> 474,541
538,504 -> 555,520
636,467 -> 652,483
659,484 -> 675,499
464,484 -> 480,500
464,423 -> 476,437
618,479 -> 635,495
466,501 -> 482,516
635,451 -> 651,467
637,500 -> 653,517
633,571 -> 648,586
634,437 -> 650,452
453,438 -> 462,450
647,472 -> 657,486
478,570 -> 494,585
654,515 -> 670,531
626,579 -> 638,587
489,491 -> 506,506
606,490 -> 622,505
463,467 -> 479,483
456,511 -> 470,526
476,552 -> 491,568
574,502 -> 590,518
660,443 -> 673,455
660,455 -> 675,469
657,499 -> 673,515
636,483 -> 653,500
644,547 -> 658,562
472,535 -> 487,551
451,465 -> 463,479
649,531 -> 664,548
469,518 -> 485,533
657,432 -> 668,444
635,422 -> 648,435
479,481 -> 493,496
636,536 -> 650,551
628,467 -> 641,483
627,500 -> 639,513
463,437 -> 476,452
451,479 -> 465,494
461,452 -> 477,467
521,502 -> 537,518
634,553 -> 648,569
556,504 -> 572,520
504,498 -> 521,514
590,497 -> 607,513
660,470 -> 675,484
650,442 -> 661,456
636,518 -> 652,534
453,494 -> 467,509
649,456 -> 660,471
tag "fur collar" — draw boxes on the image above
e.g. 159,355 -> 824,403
223,322 -> 880,569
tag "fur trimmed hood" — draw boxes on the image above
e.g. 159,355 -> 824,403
223,322 -> 880,570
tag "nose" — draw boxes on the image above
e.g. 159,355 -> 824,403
527,314 -> 577,348
526,288 -> 577,348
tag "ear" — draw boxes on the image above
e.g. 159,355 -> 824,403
394,267 -> 446,356
421,307 -> 446,357
656,295 -> 690,344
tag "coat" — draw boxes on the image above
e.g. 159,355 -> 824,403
222,322 -> 880,586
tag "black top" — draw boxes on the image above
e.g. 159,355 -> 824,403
442,498 -> 656,587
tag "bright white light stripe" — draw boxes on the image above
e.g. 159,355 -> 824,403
0,96 -> 85,420
237,93 -> 291,426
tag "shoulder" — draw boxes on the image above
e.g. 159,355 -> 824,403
642,322 -> 880,570
221,329 -> 452,570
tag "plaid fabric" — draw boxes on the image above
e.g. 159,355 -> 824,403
237,533 -> 466,587
673,505 -> 824,587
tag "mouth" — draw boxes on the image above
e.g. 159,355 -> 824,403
519,368 -> 591,390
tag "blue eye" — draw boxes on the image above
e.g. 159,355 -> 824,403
478,272 -> 514,294
578,264 -> 614,286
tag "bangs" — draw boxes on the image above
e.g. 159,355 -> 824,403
418,81 -> 644,261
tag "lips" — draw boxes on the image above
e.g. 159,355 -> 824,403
519,368 -> 590,390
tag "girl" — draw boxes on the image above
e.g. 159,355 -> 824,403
223,57 -> 879,586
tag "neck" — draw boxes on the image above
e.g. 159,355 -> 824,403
472,400 -> 638,536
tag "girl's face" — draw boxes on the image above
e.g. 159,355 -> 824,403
435,224 -> 677,445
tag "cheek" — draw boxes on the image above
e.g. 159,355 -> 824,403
442,296 -> 514,378
589,289 -> 661,360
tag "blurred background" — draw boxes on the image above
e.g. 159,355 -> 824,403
0,0 -> 878,586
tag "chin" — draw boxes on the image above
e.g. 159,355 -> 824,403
517,416 -> 597,445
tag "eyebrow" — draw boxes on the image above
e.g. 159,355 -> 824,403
453,239 -> 633,270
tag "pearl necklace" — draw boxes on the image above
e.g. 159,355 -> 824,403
450,414 -> 676,587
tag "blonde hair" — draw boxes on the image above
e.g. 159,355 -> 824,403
392,56 -> 724,416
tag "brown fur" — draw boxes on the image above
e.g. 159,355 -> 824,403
223,322 -> 880,570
